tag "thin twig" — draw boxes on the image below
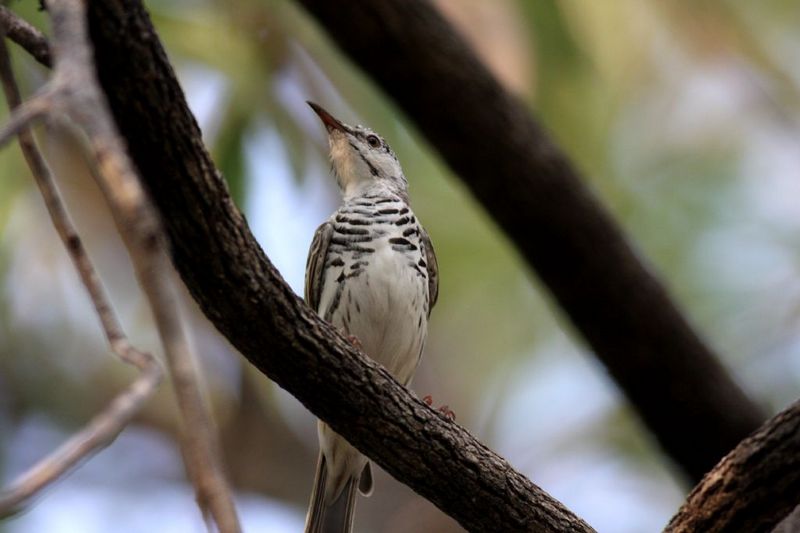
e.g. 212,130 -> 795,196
0,32 -> 162,518
42,1 -> 241,530
0,5 -> 51,67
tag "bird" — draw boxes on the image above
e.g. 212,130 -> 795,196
303,102 -> 439,533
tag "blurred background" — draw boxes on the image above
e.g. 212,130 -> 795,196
1,0 -> 799,531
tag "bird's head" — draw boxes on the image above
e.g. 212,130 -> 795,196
308,101 -> 408,199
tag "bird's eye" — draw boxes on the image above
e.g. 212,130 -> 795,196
366,135 -> 380,148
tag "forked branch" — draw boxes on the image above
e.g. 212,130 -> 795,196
0,87 -> 55,147
0,4 -> 240,530
0,30 -> 161,519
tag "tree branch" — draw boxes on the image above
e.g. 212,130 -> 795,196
294,0 -> 765,481
0,87 -> 55,147
0,5 -> 51,67
665,399 -> 800,532
83,0 -> 596,530
0,3 -> 242,530
0,29 -> 161,518
50,1 -> 241,529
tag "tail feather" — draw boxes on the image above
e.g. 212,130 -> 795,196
305,453 -> 359,533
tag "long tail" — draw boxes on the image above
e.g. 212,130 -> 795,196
305,453 -> 359,533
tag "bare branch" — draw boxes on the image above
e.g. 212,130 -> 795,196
0,6 -> 51,67
0,87 -> 54,148
0,5 -> 240,530
664,399 -> 800,533
0,366 -> 161,518
0,30 -> 161,519
41,1 -> 241,530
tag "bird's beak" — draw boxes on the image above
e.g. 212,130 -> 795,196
307,101 -> 349,134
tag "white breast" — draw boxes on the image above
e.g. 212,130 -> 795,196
318,219 -> 429,386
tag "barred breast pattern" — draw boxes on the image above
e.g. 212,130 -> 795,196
318,193 -> 431,385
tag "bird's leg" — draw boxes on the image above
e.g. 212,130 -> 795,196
422,395 -> 455,420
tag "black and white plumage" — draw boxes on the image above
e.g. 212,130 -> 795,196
304,102 -> 438,533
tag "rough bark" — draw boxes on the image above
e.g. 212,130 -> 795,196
295,0 -> 765,482
665,400 -> 800,532
84,0 -> 594,531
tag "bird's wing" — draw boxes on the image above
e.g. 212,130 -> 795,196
420,227 -> 439,316
305,221 -> 334,312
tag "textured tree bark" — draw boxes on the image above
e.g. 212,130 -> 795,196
295,0 -> 765,482
84,0 -> 595,531
665,400 -> 800,532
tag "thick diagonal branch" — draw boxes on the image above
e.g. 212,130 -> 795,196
295,0 -> 765,481
84,0 -> 595,531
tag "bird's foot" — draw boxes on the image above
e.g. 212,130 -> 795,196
346,334 -> 363,351
422,395 -> 455,420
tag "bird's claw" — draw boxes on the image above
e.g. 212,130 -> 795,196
422,395 -> 455,420
346,334 -> 363,350
439,405 -> 456,420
